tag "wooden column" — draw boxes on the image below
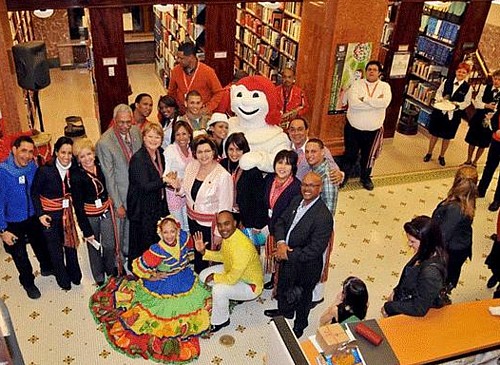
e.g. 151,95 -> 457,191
89,7 -> 129,132
204,4 -> 236,87
0,0 -> 23,135
296,0 -> 387,155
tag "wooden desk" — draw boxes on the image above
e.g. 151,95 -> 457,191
379,299 -> 500,365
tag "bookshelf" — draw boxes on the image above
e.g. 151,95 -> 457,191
381,0 -> 491,137
234,2 -> 302,81
8,11 -> 34,45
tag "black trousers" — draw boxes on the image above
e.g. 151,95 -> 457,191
3,216 -> 52,288
188,218 -> 212,274
41,217 -> 81,289
277,260 -> 321,332
128,218 -> 160,272
478,139 -> 500,201
343,122 -> 378,180
447,248 -> 470,289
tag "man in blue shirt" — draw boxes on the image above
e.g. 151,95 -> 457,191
0,136 -> 53,299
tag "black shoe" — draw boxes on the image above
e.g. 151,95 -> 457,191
24,285 -> 41,299
71,278 -> 81,286
59,283 -> 71,291
360,177 -> 374,191
292,327 -> 304,338
40,268 -> 54,277
264,281 -> 274,290
264,309 -> 281,318
494,289 -> 500,299
438,156 -> 446,166
490,233 -> 497,241
423,153 -> 432,162
488,201 -> 500,212
310,298 -> 325,309
487,275 -> 498,289
478,190 -> 486,198
210,319 -> 230,333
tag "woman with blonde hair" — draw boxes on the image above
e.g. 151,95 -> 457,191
432,165 -> 477,294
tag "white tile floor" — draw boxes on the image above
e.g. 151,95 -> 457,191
1,64 -> 499,364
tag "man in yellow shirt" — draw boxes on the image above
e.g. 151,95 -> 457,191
194,211 -> 263,332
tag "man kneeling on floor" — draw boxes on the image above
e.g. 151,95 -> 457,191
194,210 -> 263,332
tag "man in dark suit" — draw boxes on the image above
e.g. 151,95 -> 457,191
264,172 -> 333,338
95,104 -> 142,270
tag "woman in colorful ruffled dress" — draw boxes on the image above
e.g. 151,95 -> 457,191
90,216 -> 211,363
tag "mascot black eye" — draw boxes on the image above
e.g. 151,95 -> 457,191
252,92 -> 259,98
237,92 -> 243,97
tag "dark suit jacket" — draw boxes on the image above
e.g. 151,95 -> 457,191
264,174 -> 301,235
274,195 -> 333,265
275,195 -> 333,303
127,145 -> 168,223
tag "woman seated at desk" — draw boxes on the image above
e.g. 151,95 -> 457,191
382,216 -> 447,317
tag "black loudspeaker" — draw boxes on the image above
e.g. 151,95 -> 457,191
12,41 -> 51,90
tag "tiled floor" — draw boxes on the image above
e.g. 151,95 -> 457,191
1,65 -> 499,364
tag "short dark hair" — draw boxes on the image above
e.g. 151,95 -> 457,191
178,41 -> 196,56
12,135 -> 34,148
158,95 -> 178,109
225,132 -> 250,156
289,117 -> 309,130
185,90 -> 202,101
365,60 -> 383,73
306,138 -> 324,149
134,93 -> 152,105
273,149 -> 298,176
192,135 -> 217,160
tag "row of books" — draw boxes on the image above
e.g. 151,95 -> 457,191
422,16 -> 460,45
381,22 -> 394,46
402,99 -> 432,128
407,79 -> 436,106
284,2 -> 302,17
237,24 -> 260,48
416,35 -> 453,65
411,60 -> 444,83
282,18 -> 301,42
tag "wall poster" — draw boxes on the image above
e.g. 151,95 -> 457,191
328,42 -> 372,115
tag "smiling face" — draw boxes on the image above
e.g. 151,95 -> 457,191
288,118 -> 308,148
227,142 -> 244,163
77,147 -> 95,170
143,129 -> 162,152
161,220 -> 178,246
12,141 -> 34,168
230,84 -> 269,125
455,67 -> 469,82
216,211 -> 237,239
56,143 -> 73,167
159,102 -> 176,119
185,95 -> 203,116
210,122 -> 229,141
115,111 -> 133,135
174,126 -> 191,149
305,141 -> 325,168
195,142 -> 215,165
300,172 -> 322,204
274,159 -> 292,181
135,96 -> 153,118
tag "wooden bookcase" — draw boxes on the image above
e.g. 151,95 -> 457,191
380,0 -> 491,138
234,2 -> 302,82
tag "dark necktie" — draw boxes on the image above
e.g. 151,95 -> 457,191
454,82 -> 459,86
124,134 -> 133,153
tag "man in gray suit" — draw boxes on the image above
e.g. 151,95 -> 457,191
95,104 -> 142,270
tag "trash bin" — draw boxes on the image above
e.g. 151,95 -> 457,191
64,116 -> 86,139
397,110 -> 419,135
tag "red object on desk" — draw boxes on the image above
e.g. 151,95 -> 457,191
354,322 -> 383,346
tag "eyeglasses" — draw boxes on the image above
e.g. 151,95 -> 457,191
301,183 -> 321,188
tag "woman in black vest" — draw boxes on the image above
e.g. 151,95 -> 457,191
464,70 -> 500,167
423,63 -> 472,166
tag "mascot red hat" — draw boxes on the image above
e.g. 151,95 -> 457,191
235,76 -> 281,126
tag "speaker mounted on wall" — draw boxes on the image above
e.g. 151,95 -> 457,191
12,41 -> 51,90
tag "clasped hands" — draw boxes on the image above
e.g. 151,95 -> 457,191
273,241 -> 293,261
163,171 -> 180,191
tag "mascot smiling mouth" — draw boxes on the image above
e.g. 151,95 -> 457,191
238,107 -> 259,116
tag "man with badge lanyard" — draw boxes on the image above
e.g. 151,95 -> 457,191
0,136 -> 53,299
343,60 -> 392,191
167,41 -> 224,115
96,104 -> 142,272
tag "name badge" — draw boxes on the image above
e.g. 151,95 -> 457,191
95,199 -> 102,208
268,208 -> 273,218
18,176 -> 26,184
62,199 -> 70,208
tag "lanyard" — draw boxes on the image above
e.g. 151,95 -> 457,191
84,166 -> 104,198
183,63 -> 200,94
282,86 -> 293,113
365,81 -> 379,98
150,149 -> 164,177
